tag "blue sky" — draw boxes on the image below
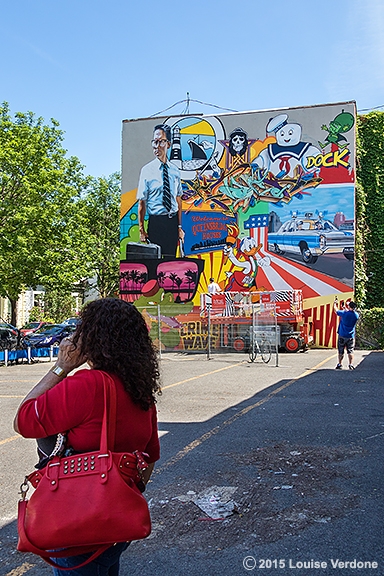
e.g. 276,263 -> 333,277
1,0 -> 383,178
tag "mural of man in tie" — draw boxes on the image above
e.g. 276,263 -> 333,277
137,124 -> 185,257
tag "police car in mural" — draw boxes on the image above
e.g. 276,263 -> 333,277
268,212 -> 354,265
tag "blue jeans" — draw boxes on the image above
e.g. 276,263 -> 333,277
51,542 -> 130,575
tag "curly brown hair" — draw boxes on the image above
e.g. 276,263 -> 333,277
72,298 -> 161,410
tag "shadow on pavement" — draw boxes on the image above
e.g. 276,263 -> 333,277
2,351 -> 383,576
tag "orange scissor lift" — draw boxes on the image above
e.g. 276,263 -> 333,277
200,290 -> 311,353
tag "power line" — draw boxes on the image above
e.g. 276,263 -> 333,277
191,99 -> 238,113
149,95 -> 383,117
150,94 -> 238,117
149,100 -> 186,118
358,104 -> 384,112
180,92 -> 190,115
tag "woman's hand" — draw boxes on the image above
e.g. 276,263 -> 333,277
57,336 -> 86,375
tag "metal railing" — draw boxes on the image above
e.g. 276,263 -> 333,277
0,345 -> 59,367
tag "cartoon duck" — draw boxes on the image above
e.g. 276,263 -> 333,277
223,225 -> 270,292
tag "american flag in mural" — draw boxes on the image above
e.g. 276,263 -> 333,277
244,213 -> 269,250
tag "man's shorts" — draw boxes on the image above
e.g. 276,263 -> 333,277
338,336 -> 354,355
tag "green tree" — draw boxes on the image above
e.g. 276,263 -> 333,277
0,102 -> 92,324
356,111 -> 384,308
83,173 -> 121,298
43,288 -> 77,323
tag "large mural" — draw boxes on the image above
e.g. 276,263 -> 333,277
120,102 -> 356,349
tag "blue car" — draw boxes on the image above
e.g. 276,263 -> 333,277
62,316 -> 81,327
23,324 -> 75,348
268,213 -> 354,265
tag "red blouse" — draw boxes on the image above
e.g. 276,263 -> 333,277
17,369 -> 160,463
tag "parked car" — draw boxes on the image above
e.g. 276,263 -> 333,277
0,323 -> 19,350
0,321 -> 19,335
62,317 -> 81,327
0,322 -> 20,350
268,213 -> 354,264
19,321 -> 52,337
23,324 -> 75,348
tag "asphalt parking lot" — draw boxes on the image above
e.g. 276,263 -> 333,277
0,348 -> 383,575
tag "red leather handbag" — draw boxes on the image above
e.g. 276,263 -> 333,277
17,372 -> 151,568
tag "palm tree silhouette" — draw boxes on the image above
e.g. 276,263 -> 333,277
138,271 -> 147,286
120,270 -> 130,290
168,272 -> 179,290
129,269 -> 141,290
185,269 -> 198,299
157,270 -> 166,287
174,276 -> 183,302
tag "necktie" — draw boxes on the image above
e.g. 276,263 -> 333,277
162,163 -> 172,213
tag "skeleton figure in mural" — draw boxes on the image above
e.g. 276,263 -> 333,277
223,228 -> 271,292
229,128 -> 249,157
252,114 -> 321,179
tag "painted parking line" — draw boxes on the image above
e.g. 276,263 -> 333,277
155,353 -> 336,475
161,353 -> 337,392
0,354 -> 337,457
4,562 -> 35,575
162,361 -> 247,390
0,365 -> 246,450
0,435 -> 20,446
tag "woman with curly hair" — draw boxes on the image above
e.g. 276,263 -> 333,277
14,298 -> 161,575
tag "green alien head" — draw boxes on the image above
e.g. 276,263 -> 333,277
330,110 -> 355,134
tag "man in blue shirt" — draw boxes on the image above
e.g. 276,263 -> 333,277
137,124 -> 185,257
334,299 -> 359,370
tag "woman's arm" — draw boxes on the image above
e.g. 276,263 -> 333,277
13,337 -> 86,434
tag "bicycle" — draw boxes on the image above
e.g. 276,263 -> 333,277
248,330 -> 272,363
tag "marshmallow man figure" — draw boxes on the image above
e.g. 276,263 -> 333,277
253,114 -> 321,178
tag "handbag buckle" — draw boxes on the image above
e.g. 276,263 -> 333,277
133,451 -> 149,472
19,477 -> 30,501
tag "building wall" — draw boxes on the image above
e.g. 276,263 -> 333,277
1,290 -> 45,327
120,102 -> 356,348
1,289 -> 82,328
0,297 -> 11,324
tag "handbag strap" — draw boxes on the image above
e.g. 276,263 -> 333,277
18,372 -> 138,571
98,371 -> 117,454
